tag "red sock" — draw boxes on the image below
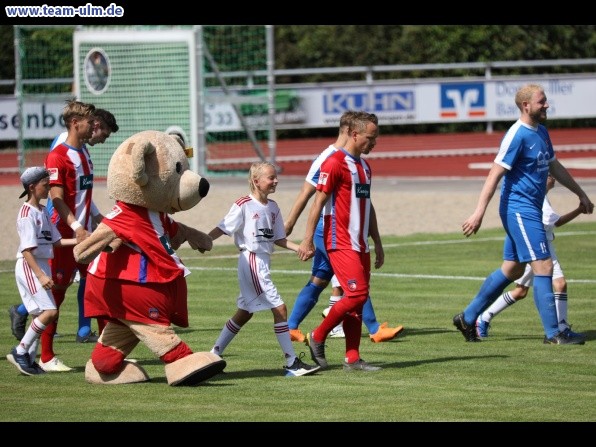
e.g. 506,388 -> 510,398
40,289 -> 65,363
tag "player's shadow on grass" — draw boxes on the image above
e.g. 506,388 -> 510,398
578,329 -> 594,341
358,327 -> 455,339
174,327 -> 214,335
382,354 -> 508,370
146,366 -> 326,385
502,329 -> 593,342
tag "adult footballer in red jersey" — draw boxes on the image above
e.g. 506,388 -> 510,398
298,111 -> 385,372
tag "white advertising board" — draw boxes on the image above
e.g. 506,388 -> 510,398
2,75 -> 595,140
0,98 -> 66,140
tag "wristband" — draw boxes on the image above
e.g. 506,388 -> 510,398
70,221 -> 83,232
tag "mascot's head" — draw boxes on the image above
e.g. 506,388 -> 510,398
107,130 -> 209,213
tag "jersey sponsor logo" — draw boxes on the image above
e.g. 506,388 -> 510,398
319,172 -> 329,185
48,167 -> 58,181
347,279 -> 357,291
105,204 -> 123,219
41,230 -> 52,241
79,174 -> 93,190
258,228 -> 274,239
160,234 -> 174,254
537,151 -> 549,171
252,213 -> 260,220
355,183 -> 370,198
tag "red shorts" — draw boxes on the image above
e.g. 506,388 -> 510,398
328,249 -> 370,299
51,245 -> 88,286
85,274 -> 189,328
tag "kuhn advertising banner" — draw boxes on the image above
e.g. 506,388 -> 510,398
1,75 -> 595,140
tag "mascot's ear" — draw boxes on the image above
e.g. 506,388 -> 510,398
130,140 -> 156,187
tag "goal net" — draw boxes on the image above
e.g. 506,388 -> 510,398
14,25 -> 273,178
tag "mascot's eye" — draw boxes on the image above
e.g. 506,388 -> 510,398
176,162 -> 182,174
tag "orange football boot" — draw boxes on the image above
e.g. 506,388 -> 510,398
290,329 -> 305,343
369,322 -> 404,343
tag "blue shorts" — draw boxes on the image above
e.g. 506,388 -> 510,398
310,220 -> 333,281
502,212 -> 550,263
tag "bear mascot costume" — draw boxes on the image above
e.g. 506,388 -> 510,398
73,130 -> 225,386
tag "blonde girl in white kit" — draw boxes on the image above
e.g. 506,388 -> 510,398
208,162 -> 320,377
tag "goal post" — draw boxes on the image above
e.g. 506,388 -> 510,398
75,25 -> 275,177
74,27 -> 200,177
14,25 -> 275,178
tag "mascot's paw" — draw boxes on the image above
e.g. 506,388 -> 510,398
85,359 -> 150,385
165,352 -> 226,386
105,237 -> 123,253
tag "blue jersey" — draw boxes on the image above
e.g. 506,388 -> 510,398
495,119 -> 554,217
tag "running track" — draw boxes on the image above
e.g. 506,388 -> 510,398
1,128 -> 595,185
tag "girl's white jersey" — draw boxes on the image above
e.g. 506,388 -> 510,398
217,194 -> 286,254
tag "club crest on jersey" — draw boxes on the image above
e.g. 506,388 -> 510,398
148,307 -> 160,320
105,204 -> 123,220
319,172 -> 329,185
347,279 -> 357,291
48,168 -> 58,181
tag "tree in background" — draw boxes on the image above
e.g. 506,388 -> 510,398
1,24 -> 595,138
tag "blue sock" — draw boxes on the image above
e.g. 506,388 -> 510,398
533,275 -> 559,339
77,278 -> 92,337
288,282 -> 325,329
362,297 -> 379,334
464,269 -> 511,325
17,304 -> 28,316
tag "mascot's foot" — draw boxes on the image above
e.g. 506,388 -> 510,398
165,352 -> 226,386
85,359 -> 150,385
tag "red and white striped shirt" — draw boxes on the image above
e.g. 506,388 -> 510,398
317,149 -> 372,253
87,201 -> 189,283
45,143 -> 95,235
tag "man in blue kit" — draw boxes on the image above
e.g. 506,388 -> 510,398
454,83 -> 593,345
